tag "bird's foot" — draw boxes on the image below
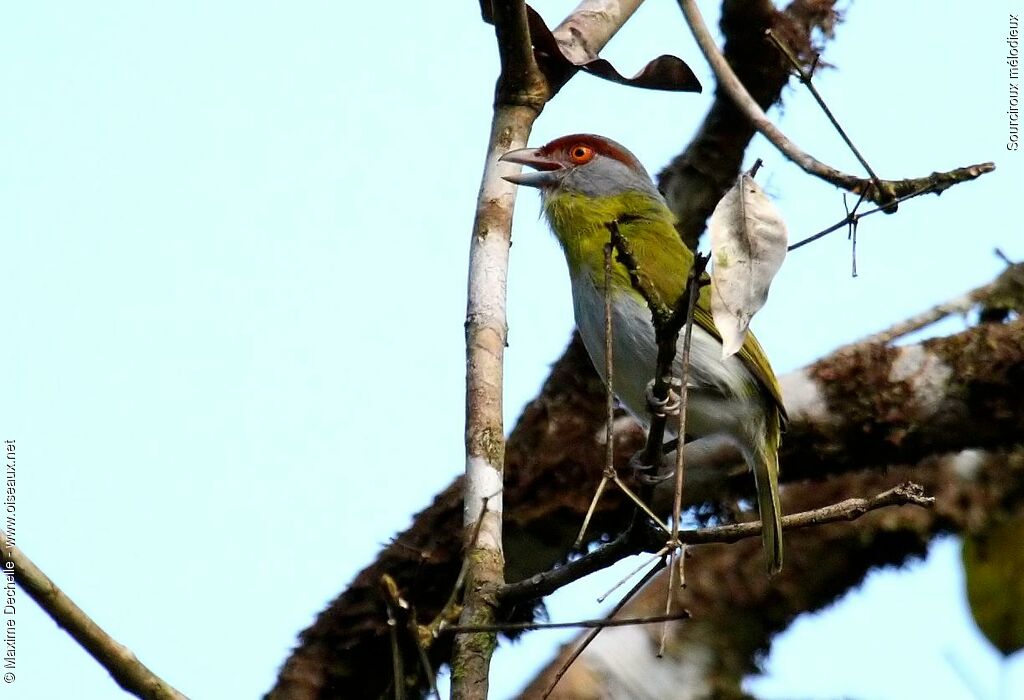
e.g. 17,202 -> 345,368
645,377 -> 683,417
629,451 -> 675,484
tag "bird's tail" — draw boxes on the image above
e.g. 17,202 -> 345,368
751,411 -> 783,575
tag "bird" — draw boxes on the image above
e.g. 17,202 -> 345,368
500,134 -> 786,574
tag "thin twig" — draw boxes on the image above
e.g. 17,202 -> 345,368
411,617 -> 439,700
597,547 -> 670,604
574,477 -> 609,551
658,548 -> 678,657
606,220 -> 670,324
0,531 -> 188,700
677,0 -> 994,208
611,472 -> 672,534
765,29 -> 883,196
381,575 -> 439,699
500,522 -> 666,605
541,558 -> 668,700
427,496 -> 492,638
682,482 -> 933,545
573,240 -> 619,549
442,611 -> 689,634
844,192 -> 861,277
498,482 -> 932,604
788,181 -> 963,252
660,258 -> 702,655
384,598 -> 407,700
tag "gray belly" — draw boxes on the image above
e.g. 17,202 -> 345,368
570,270 -> 765,440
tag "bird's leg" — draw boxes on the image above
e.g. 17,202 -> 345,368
631,453 -> 675,484
645,377 -> 682,417
631,377 -> 684,483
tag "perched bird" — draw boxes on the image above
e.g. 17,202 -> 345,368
500,134 -> 786,573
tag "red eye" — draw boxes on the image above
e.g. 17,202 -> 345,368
568,144 -> 595,164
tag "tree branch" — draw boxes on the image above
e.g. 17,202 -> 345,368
676,0 -> 994,208
520,449 -> 1024,698
500,482 -> 931,603
267,5 -> 1016,696
267,2 -> 667,697
456,0 -> 547,694
0,531 -> 187,700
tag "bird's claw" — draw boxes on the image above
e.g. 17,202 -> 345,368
645,377 -> 683,417
637,467 -> 675,485
629,451 -> 675,484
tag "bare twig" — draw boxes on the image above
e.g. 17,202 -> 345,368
0,532 -> 187,700
499,483 -> 932,605
541,558 -> 667,700
384,597 -> 407,700
573,241 -> 619,549
597,547 -> 670,604
441,610 -> 689,634
764,29 -> 882,194
787,173 -> 991,252
683,482 -> 933,545
677,0 -> 994,208
380,575 -> 438,699
659,261 -> 702,654
427,496 -> 491,639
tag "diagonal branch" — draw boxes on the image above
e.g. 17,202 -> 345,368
0,531 -> 187,700
676,0 -> 994,209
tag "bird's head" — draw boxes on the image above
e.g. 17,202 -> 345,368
499,134 -> 661,201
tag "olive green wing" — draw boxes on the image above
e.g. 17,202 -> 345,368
613,210 -> 787,425
693,287 -> 788,424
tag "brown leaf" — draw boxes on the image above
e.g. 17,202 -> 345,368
483,3 -> 702,93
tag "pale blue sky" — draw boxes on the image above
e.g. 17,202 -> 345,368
1,2 -> 1021,699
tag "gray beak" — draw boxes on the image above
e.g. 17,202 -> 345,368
499,147 -> 563,188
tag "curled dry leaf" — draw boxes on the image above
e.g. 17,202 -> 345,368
708,171 -> 788,358
481,2 -> 702,94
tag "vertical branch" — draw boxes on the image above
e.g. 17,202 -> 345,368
455,1 -> 547,697
458,2 -> 657,696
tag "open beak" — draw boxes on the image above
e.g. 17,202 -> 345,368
499,147 -> 563,188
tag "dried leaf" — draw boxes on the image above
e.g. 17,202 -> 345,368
580,55 -> 701,92
962,516 -> 1024,656
708,171 -> 788,358
482,3 -> 702,94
